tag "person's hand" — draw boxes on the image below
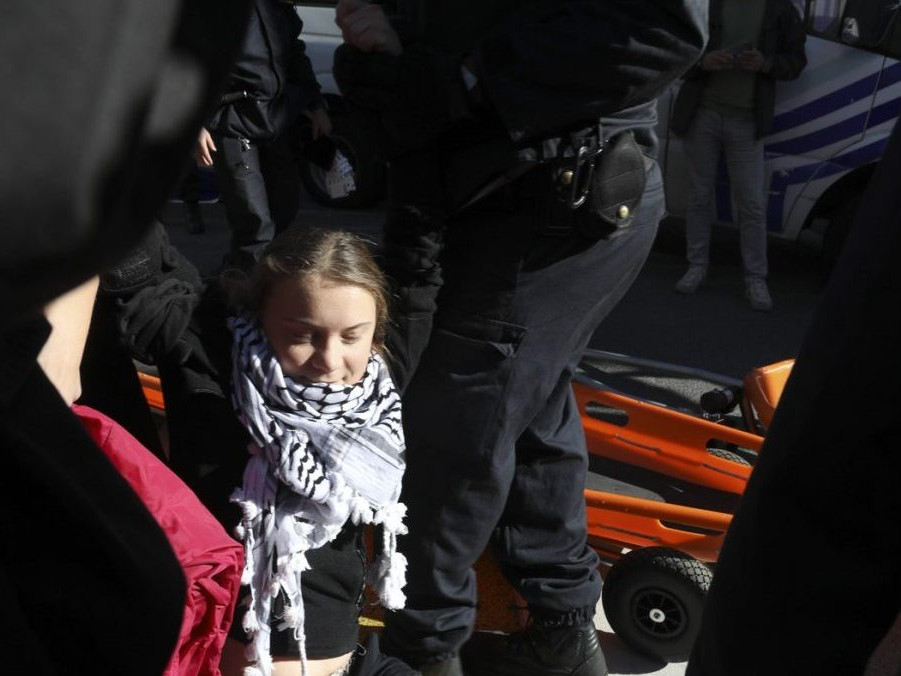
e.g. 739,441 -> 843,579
195,127 -> 216,167
37,277 -> 99,406
308,107 -> 333,139
736,48 -> 766,73
336,0 -> 402,55
701,50 -> 735,71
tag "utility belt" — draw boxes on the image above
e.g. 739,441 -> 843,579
543,124 -> 649,239
458,123 -> 650,240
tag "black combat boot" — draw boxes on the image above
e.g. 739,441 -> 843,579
462,619 -> 607,676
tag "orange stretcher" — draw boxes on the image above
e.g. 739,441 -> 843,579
571,351 -> 791,661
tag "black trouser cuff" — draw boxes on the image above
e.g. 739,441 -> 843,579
529,605 -> 596,628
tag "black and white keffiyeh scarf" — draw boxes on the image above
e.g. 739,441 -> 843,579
228,313 -> 407,676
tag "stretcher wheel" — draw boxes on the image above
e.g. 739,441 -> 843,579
602,547 -> 712,662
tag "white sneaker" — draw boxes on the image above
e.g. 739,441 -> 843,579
675,266 -> 707,294
746,278 -> 773,312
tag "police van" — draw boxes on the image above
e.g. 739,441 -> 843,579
297,1 -> 901,271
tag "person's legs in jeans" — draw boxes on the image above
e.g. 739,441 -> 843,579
680,108 -> 723,289
722,112 -> 767,282
721,111 -> 771,309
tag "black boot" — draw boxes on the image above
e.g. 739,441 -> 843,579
462,620 -> 607,676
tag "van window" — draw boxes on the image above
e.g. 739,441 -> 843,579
806,0 -> 901,57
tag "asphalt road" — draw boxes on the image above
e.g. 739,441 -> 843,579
161,193 -> 825,676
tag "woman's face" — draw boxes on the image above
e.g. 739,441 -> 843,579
261,274 -> 377,385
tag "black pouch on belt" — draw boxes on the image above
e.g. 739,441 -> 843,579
551,129 -> 648,239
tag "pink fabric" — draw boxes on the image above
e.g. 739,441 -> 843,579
74,405 -> 243,676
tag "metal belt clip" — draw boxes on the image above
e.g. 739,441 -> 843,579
561,140 -> 604,209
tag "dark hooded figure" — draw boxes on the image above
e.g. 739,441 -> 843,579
0,1 -> 248,672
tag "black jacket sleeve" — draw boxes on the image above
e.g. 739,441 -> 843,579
288,14 -> 325,111
763,1 -> 807,81
471,1 -> 708,140
337,1 -> 707,150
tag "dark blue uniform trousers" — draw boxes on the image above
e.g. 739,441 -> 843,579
212,131 -> 301,261
382,162 -> 665,664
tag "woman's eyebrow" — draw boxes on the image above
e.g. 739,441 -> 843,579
281,318 -> 373,331
342,322 -> 373,331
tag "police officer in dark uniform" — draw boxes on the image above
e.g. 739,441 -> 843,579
196,0 -> 331,268
334,2 -> 708,675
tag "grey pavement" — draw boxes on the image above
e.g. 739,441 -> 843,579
591,222 -> 823,382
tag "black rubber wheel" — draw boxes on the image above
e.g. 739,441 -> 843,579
299,112 -> 384,209
602,547 -> 712,662
707,447 -> 751,466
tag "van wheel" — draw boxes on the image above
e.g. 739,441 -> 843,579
820,193 -> 861,278
299,113 -> 384,209
602,547 -> 712,662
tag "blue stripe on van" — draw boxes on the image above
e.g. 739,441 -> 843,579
765,138 -> 888,230
880,60 -> 901,87
770,61 -> 901,135
765,95 -> 901,155
771,72 -> 881,134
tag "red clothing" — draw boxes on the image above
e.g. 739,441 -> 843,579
74,405 -> 243,676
